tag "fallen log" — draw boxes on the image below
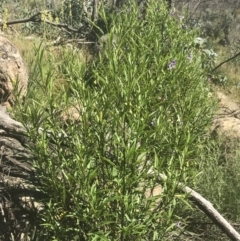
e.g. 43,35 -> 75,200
0,106 -> 42,241
0,106 -> 33,177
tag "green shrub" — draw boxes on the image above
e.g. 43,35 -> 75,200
14,1 -> 216,240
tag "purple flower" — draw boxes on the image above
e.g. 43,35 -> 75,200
168,60 -> 176,70
187,55 -> 192,62
176,221 -> 181,228
182,24 -> 187,29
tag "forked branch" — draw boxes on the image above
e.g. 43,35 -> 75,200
0,11 -> 80,34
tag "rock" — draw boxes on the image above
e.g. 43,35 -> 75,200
0,34 -> 28,106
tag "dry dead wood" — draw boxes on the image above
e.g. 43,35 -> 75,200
0,106 -> 33,178
0,11 -> 80,34
0,106 -> 41,240
158,173 -> 240,241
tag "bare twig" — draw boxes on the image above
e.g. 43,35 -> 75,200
211,51 -> 240,72
0,12 -> 42,25
0,11 -> 80,34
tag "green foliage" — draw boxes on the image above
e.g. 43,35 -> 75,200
13,0 -> 216,240
198,137 -> 240,220
202,9 -> 230,38
61,0 -> 88,29
185,136 -> 240,240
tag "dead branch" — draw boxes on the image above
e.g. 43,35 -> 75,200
0,11 -> 80,34
211,51 -> 240,72
0,12 -> 42,25
158,173 -> 240,241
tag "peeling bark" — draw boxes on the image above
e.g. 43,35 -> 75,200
0,106 -> 40,241
0,106 -> 33,178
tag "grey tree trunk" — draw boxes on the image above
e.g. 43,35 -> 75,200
0,106 -> 44,241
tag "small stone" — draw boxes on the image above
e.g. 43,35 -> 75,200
0,34 -> 28,106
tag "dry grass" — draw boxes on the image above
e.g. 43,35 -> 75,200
217,65 -> 240,102
5,34 -> 93,98
212,45 -> 240,103
6,34 -> 41,67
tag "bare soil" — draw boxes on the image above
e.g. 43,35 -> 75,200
212,91 -> 240,139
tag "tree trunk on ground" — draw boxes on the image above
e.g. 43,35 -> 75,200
0,106 -> 44,241
0,106 -> 33,178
